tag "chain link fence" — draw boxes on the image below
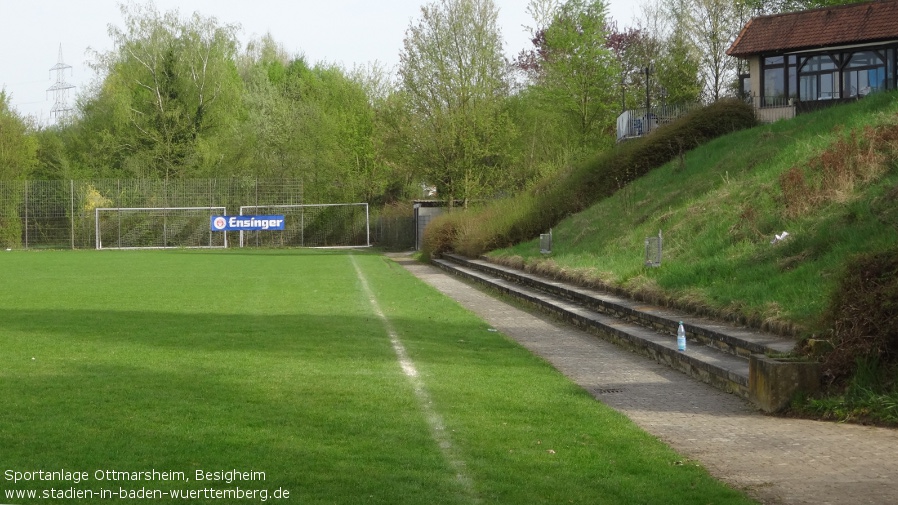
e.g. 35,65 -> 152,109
373,215 -> 415,251
1,179 -> 308,249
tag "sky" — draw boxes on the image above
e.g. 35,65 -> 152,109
0,0 -> 641,125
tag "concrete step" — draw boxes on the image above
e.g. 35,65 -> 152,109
434,253 -> 799,399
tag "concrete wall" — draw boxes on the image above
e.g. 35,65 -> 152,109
749,56 -> 762,108
749,354 -> 821,413
757,105 -> 796,123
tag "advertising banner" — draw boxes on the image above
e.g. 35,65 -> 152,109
210,216 -> 285,231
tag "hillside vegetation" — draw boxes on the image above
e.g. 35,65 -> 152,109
422,99 -> 759,257
424,91 -> 898,418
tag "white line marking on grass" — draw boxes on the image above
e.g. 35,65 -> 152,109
350,255 -> 479,502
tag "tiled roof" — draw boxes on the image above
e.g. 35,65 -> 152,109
727,0 -> 898,57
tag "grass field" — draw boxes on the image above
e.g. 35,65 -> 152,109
0,249 -> 756,504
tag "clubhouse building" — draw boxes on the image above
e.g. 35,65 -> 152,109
727,0 -> 898,121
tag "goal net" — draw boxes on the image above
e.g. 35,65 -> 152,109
238,203 -> 370,248
95,207 -> 227,250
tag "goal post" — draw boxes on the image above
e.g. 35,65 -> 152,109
95,207 -> 228,250
238,203 -> 370,248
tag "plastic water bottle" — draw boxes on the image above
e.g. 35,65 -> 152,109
677,322 -> 687,352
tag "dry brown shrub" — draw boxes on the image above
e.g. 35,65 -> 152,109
729,204 -> 764,241
779,166 -> 814,218
780,121 -> 898,219
492,255 -> 525,270
420,214 -> 458,259
817,250 -> 898,386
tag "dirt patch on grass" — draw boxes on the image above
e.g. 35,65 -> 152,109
780,122 -> 898,219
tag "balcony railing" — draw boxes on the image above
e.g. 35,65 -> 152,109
745,90 -> 884,122
616,103 -> 700,142
743,95 -> 797,123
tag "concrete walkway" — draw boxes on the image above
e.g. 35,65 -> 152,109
391,255 -> 898,505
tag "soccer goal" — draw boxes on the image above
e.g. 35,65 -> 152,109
238,203 -> 370,248
95,207 -> 227,250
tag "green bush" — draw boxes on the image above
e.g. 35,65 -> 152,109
543,99 -> 757,222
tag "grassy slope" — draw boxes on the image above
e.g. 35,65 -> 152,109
489,92 -> 898,336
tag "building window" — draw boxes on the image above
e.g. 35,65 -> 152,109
763,55 -> 784,104
746,44 -> 898,108
799,54 -> 840,100
843,50 -> 886,97
765,67 -> 785,98
761,55 -> 797,106
888,48 -> 896,90
788,55 -> 798,100
739,73 -> 751,98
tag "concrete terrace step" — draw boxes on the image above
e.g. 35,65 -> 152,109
433,253 -> 799,399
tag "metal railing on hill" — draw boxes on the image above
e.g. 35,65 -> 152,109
743,92 -> 881,123
616,103 -> 701,142
744,94 -> 796,123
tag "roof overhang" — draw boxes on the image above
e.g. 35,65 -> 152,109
727,0 -> 898,58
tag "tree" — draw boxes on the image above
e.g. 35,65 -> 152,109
521,0 -> 619,151
640,0 -> 704,105
692,0 -> 739,101
606,22 -> 652,112
398,0 -> 514,205
657,31 -> 704,104
233,45 -> 386,204
284,62 -> 381,203
504,86 -> 576,187
84,2 -> 243,179
370,89 -> 421,201
0,90 -> 38,247
0,90 -> 38,180
33,128 -> 73,180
